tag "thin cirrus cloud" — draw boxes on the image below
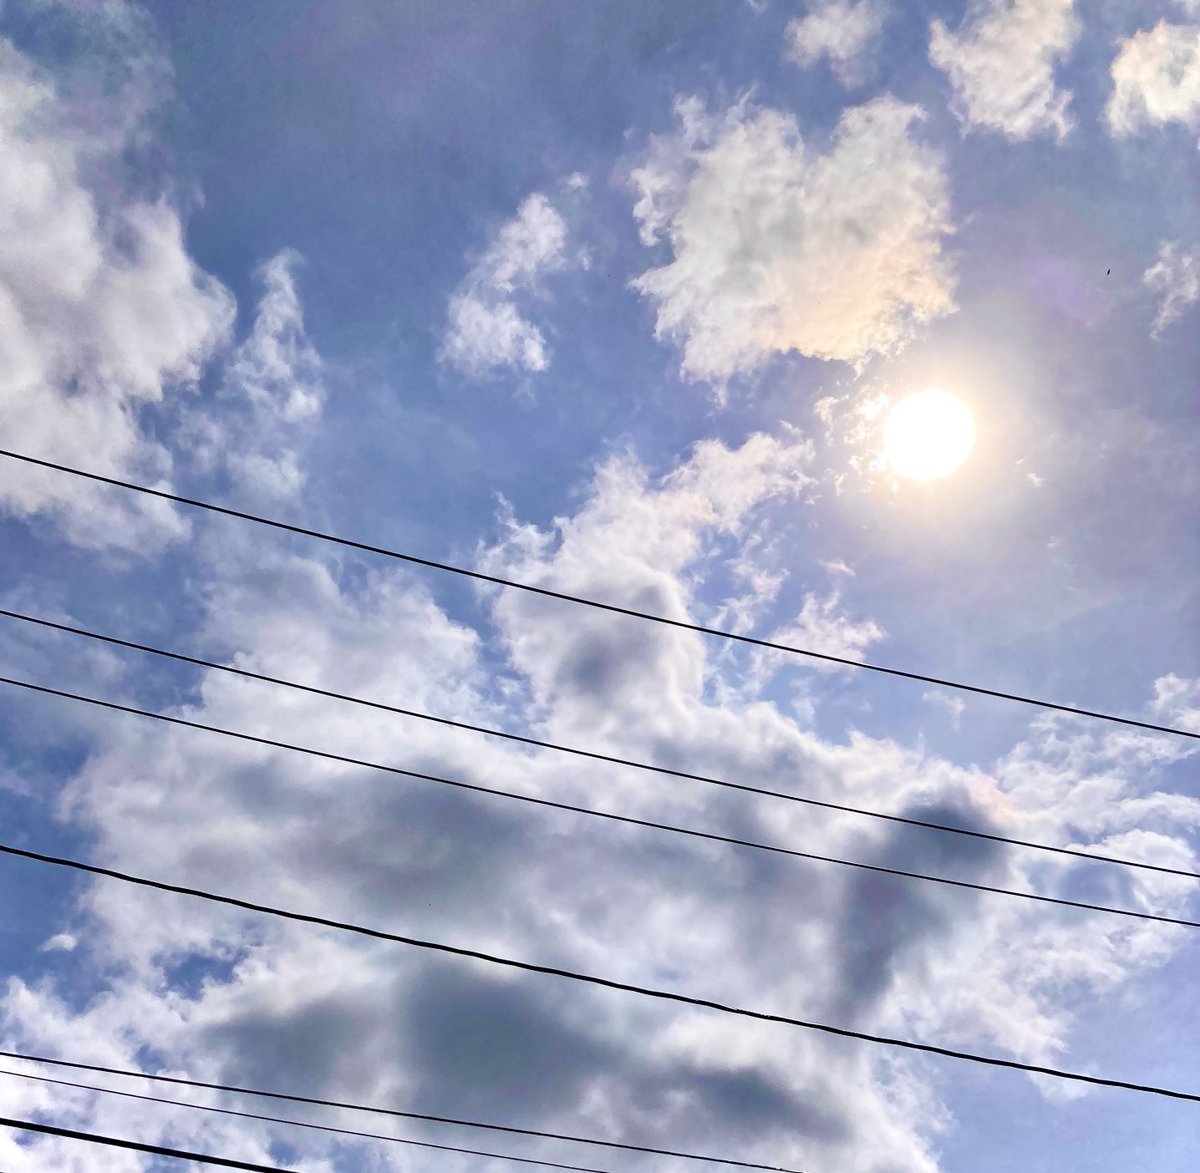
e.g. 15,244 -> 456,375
440,192 -> 576,378
929,0 -> 1081,141
784,0 -> 886,88
630,94 -> 957,390
1106,19 -> 1200,139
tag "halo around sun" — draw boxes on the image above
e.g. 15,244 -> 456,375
883,388 -> 976,481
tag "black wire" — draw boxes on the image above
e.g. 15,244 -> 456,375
3,610 -> 1195,882
3,673 -> 1197,929
0,1112 -> 296,1171
3,609 -> 1197,886
0,1051 -> 803,1173
0,1067 -> 633,1173
0,817 -> 1197,1103
1,447 -> 1194,742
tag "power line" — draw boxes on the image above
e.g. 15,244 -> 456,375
1,617 -> 1194,887
1,822 -> 1197,1104
0,1113 -> 295,1172
1,447 -> 1194,743
0,1052 -> 806,1173
0,1067 -> 632,1173
4,612 -> 1195,883
4,673 -> 1197,929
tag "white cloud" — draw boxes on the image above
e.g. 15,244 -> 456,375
2,12 -> 1198,1167
727,588 -> 884,707
929,0 -> 1080,141
443,293 -> 552,375
181,249 -> 325,504
481,432 -> 817,741
441,192 -> 572,377
40,933 -> 77,953
709,541 -> 789,637
1151,673 -> 1200,730
923,690 -> 967,727
785,1 -> 885,87
771,591 -> 884,668
1106,20 -> 1200,138
1143,240 -> 1200,336
631,95 -> 956,388
6,424 -> 1198,1172
224,251 -> 322,426
0,36 -> 234,551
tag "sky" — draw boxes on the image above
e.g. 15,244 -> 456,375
0,0 -> 1198,1169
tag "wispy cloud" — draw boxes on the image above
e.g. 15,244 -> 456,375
441,192 -> 575,378
182,250 -> 325,504
923,690 -> 967,727
1143,240 -> 1200,337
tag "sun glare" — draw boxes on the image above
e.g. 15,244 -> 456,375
883,388 -> 976,481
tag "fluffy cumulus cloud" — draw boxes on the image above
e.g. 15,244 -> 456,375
631,95 -> 956,388
0,33 -> 234,551
3,414 -> 1199,1171
480,432 -> 818,741
785,0 -> 886,87
1143,241 -> 1200,337
929,0 -> 1080,141
441,192 -> 575,377
1106,20 -> 1200,138
4,5 -> 1200,1172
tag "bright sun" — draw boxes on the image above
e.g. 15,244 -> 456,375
883,388 -> 976,481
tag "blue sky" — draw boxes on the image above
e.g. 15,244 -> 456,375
0,0 -> 1198,1169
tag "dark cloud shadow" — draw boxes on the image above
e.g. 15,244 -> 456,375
208,984 -> 388,1101
831,800 -> 1005,1021
307,777 -> 534,920
624,1059 -> 850,1149
403,962 -> 615,1120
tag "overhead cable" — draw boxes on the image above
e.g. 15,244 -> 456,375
3,674 -> 1198,929
3,608 -> 1195,882
0,1067 -> 627,1173
0,1051 -> 803,1173
0,821 -> 1197,1103
0,448 -> 1193,742
0,1113 -> 295,1172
